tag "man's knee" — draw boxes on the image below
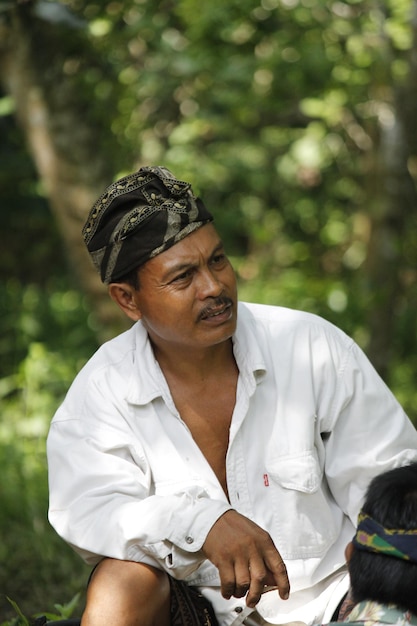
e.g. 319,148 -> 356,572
82,558 -> 171,626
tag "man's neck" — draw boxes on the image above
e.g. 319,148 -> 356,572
152,338 -> 236,384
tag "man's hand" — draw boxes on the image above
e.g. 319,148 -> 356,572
202,510 -> 290,609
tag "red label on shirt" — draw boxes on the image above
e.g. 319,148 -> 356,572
263,473 -> 269,487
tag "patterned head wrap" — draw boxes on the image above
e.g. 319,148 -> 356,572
82,166 -> 213,284
352,511 -> 417,563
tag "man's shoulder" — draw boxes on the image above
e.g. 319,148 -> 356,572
84,323 -> 140,370
328,600 -> 417,626
68,322 -> 147,392
236,301 -> 354,357
53,323 -> 150,420
238,301 -> 342,333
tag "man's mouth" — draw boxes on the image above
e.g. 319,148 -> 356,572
199,298 -> 233,321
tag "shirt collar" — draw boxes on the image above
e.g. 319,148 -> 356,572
126,322 -> 170,405
233,302 -> 267,393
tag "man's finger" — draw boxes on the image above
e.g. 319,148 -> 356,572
245,557 -> 268,608
268,556 -> 290,600
218,562 -> 238,599
233,561 -> 251,598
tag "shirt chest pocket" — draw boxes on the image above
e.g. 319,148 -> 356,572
264,450 -> 339,559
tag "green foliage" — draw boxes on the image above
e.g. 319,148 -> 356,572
1,598 -> 29,626
1,593 -> 80,625
0,278 -> 94,620
51,0 -> 415,308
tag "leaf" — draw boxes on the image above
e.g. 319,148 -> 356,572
53,592 -> 81,619
5,598 -> 29,626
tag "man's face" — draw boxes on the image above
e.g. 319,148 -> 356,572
129,223 -> 238,354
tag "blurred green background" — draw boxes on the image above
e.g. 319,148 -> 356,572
1,0 -> 417,621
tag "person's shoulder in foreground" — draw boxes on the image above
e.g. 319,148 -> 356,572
335,601 -> 417,626
319,462 -> 417,626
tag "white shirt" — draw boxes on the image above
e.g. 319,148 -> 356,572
47,302 -> 417,626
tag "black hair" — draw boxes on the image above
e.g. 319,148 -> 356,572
113,266 -> 140,290
349,462 -> 417,614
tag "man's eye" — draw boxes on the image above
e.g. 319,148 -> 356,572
212,254 -> 226,265
172,270 -> 192,282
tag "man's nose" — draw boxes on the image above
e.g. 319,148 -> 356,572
197,268 -> 223,298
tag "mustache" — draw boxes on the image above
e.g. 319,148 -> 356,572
198,296 -> 234,320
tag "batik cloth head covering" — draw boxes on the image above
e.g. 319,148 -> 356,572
352,511 -> 417,563
82,166 -> 213,284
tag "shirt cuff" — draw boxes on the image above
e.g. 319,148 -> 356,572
169,495 -> 233,552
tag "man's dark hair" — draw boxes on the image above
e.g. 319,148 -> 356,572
114,266 -> 140,290
349,462 -> 417,614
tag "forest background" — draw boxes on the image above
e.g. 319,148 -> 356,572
1,0 -> 417,622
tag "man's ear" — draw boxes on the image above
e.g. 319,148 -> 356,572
108,283 -> 142,321
345,541 -> 354,563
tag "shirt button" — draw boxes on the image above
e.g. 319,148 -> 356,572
185,536 -> 194,544
234,606 -> 243,613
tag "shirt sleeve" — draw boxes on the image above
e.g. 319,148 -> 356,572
47,406 -> 232,579
321,338 -> 417,523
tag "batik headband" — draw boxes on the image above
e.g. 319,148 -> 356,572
82,166 -> 213,284
352,511 -> 417,563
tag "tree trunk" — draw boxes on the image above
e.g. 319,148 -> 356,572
0,3 -> 129,341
